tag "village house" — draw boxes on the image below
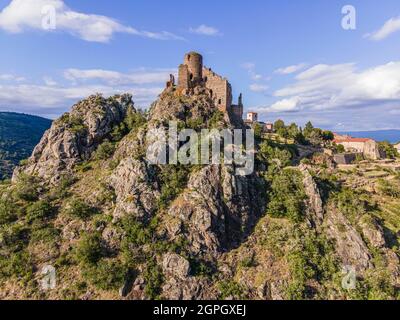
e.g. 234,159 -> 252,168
247,112 -> 258,122
333,133 -> 382,160
395,143 -> 400,153
244,111 -> 274,133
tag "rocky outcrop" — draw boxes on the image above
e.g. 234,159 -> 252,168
13,94 -> 132,183
162,253 -> 190,280
359,215 -> 386,249
299,165 -> 324,228
165,165 -> 264,259
109,158 -> 160,221
325,205 -> 373,272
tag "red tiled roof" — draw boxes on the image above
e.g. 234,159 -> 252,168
334,138 -> 373,143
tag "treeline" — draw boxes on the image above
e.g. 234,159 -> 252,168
264,120 -> 334,146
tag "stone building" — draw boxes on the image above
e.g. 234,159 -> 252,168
247,112 -> 258,122
333,134 -> 382,160
244,112 -> 274,133
333,153 -> 358,165
395,143 -> 400,153
175,51 -> 243,122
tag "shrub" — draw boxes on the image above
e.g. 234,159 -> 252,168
157,165 -> 190,209
0,250 -> 33,281
186,118 -> 203,130
257,140 -> 293,172
75,233 -> 103,265
82,259 -> 127,290
286,230 -> 337,300
217,280 -> 246,300
239,255 -> 257,268
266,169 -> 307,222
334,188 -> 373,221
64,198 -> 97,220
121,218 -> 152,247
377,179 -> 400,198
94,140 -> 115,160
189,258 -> 215,278
30,225 -> 60,244
124,107 -> 147,132
143,260 -> 164,299
26,200 -> 54,224
0,197 -> 17,225
68,116 -> 87,135
378,141 -> 399,159
13,175 -> 40,202
0,223 -> 30,253
208,110 -> 224,129
51,175 -> 76,199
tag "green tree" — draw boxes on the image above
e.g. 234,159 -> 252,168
64,198 -> 97,220
266,169 -> 307,222
378,141 -> 399,159
303,121 -> 314,138
75,233 -> 103,265
274,119 -> 285,132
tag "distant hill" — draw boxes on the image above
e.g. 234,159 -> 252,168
0,112 -> 52,180
337,130 -> 400,144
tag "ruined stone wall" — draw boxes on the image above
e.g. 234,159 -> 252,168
364,140 -> 381,160
338,141 -> 381,160
231,104 -> 243,120
334,153 -> 357,164
203,67 -> 232,112
340,141 -> 365,154
178,64 -> 189,89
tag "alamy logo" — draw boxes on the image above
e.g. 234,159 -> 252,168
41,5 -> 57,30
342,5 -> 356,30
145,122 -> 255,176
40,265 -> 56,290
341,265 -> 356,290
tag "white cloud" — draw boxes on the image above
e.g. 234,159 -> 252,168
241,62 -> 265,81
366,16 -> 400,41
0,83 -> 163,113
64,68 -> 176,85
275,63 -> 307,75
259,61 -> 400,115
0,0 -> 183,42
0,67 -> 173,117
0,73 -> 25,82
268,97 -> 301,112
249,83 -> 268,93
43,76 -> 57,86
189,24 -> 221,36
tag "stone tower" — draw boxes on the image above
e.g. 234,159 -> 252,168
178,52 -> 203,89
184,52 -> 203,81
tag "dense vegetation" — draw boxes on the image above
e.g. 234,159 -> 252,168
0,112 -> 51,180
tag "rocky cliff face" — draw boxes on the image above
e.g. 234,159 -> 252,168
1,87 -> 400,300
13,94 -> 132,184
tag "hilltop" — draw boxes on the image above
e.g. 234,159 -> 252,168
0,53 -> 399,300
0,112 -> 52,180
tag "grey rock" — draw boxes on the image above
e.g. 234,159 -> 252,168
109,158 -> 159,221
162,253 -> 190,280
13,94 -> 132,184
359,215 -> 386,249
299,164 -> 324,227
325,205 -> 373,272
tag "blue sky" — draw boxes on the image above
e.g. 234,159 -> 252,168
0,0 -> 400,130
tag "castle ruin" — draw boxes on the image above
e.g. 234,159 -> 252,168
169,51 -> 243,122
